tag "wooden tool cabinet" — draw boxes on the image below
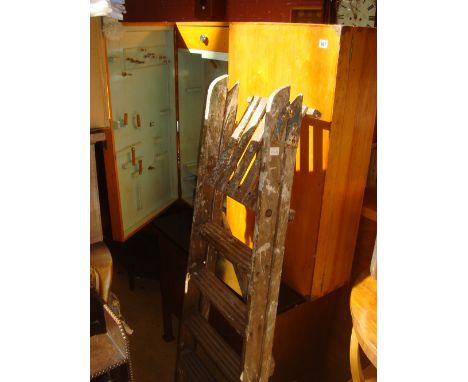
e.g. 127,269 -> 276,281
92,20 -> 376,299
225,23 -> 377,298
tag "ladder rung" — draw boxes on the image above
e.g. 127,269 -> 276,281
199,222 -> 252,273
191,266 -> 247,336
179,349 -> 218,382
185,310 -> 241,382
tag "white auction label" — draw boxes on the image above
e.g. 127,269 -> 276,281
319,39 -> 328,49
270,147 -> 280,156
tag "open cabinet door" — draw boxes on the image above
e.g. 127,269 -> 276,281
101,22 -> 229,241
105,26 -> 178,241
177,48 -> 228,205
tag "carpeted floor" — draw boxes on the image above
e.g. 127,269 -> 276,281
111,257 -> 178,382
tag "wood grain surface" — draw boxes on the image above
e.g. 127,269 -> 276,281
176,24 -> 229,52
227,23 -> 377,298
350,274 -> 377,367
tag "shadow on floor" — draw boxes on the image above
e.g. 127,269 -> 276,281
111,258 -> 178,382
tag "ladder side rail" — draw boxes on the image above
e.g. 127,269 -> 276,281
257,95 -> 305,381
241,86 -> 291,382
201,82 -> 240,318
176,74 -> 228,382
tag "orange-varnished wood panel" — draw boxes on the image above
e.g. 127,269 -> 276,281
350,274 -> 377,367
282,118 -> 331,293
228,23 -> 342,122
176,23 -> 229,52
227,23 -> 377,298
227,23 -> 341,294
312,28 -> 376,296
90,17 -> 110,128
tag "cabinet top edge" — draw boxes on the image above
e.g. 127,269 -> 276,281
123,22 -> 174,26
176,21 -> 229,27
230,21 -> 342,27
121,21 -> 229,27
229,22 -> 375,33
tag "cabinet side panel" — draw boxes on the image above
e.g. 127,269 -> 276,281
282,118 -> 331,294
312,28 -> 377,296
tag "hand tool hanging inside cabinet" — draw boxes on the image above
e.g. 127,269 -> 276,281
136,113 -> 141,128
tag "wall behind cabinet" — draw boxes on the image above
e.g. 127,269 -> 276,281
124,0 -> 322,22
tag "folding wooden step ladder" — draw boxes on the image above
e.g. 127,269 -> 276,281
175,74 -> 308,382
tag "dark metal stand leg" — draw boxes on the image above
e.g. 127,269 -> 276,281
162,307 -> 175,342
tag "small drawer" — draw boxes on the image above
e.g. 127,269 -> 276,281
176,24 -> 229,53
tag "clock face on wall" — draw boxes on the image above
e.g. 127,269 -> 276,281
336,0 -> 377,27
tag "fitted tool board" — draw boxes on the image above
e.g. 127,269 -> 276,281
100,23 -> 229,241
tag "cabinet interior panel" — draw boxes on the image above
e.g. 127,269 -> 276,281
107,27 -> 178,238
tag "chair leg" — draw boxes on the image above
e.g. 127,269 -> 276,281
350,327 -> 365,382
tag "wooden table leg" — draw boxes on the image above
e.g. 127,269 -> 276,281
350,327 -> 365,382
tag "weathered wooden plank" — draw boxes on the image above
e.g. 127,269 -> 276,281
210,82 -> 241,225
216,98 -> 267,191
189,74 -> 228,262
225,117 -> 264,198
219,82 -> 240,155
258,94 -> 304,381
208,96 -> 260,188
176,75 -> 229,382
178,350 -> 218,382
199,222 -> 251,273
190,266 -> 247,336
200,221 -> 251,299
201,82 -> 241,318
242,86 -> 291,382
185,310 -> 241,382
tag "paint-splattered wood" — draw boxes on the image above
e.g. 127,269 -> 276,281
177,75 -> 305,382
199,222 -> 251,274
202,82 -> 241,318
176,75 -> 229,382
191,265 -> 247,336
184,310 -> 241,382
208,96 -> 260,189
220,82 -> 240,155
257,94 -> 304,381
200,220 -> 251,299
225,118 -> 264,202
241,86 -> 291,382
216,98 -> 267,191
